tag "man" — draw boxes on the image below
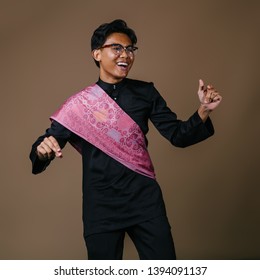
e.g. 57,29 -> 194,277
30,19 -> 222,259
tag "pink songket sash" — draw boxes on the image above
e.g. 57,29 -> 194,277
50,84 -> 156,179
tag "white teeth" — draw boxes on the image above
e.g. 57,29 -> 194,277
117,62 -> 128,66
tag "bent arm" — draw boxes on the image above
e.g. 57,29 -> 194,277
150,88 -> 214,148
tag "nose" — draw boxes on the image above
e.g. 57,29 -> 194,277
120,48 -> 129,58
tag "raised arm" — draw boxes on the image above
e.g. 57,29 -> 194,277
149,80 -> 222,148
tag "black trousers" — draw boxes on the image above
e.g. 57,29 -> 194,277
84,216 -> 176,260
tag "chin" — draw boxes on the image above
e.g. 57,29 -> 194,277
115,73 -> 128,80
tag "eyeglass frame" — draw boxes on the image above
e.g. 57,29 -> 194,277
98,43 -> 138,57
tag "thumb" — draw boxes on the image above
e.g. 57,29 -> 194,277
55,150 -> 63,158
199,79 -> 204,91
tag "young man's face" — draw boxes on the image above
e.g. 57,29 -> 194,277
92,32 -> 135,84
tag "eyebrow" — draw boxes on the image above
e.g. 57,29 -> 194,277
108,43 -> 134,47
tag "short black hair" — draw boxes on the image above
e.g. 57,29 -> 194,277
91,19 -> 137,67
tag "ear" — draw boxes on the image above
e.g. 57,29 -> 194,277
92,49 -> 101,63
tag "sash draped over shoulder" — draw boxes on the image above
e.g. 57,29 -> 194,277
50,84 -> 156,179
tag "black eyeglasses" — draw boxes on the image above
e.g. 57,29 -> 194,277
99,43 -> 138,57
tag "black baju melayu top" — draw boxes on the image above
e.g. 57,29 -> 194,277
30,78 -> 214,237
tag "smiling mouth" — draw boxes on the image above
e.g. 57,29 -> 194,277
116,62 -> 129,68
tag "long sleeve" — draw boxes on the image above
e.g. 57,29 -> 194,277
149,86 -> 214,147
29,120 -> 75,174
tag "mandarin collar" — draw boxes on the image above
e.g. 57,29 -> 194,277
96,78 -> 126,94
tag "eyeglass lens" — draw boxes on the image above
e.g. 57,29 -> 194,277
110,44 -> 137,56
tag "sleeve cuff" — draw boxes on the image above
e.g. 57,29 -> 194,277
30,150 -> 51,174
193,111 -> 215,136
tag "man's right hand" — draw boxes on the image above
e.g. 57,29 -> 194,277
36,136 -> 63,161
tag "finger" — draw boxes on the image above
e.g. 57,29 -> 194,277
43,137 -> 57,151
36,145 -> 48,160
48,136 -> 62,152
40,142 -> 55,159
199,79 -> 204,91
212,94 -> 222,102
208,88 -> 221,100
210,91 -> 219,99
48,136 -> 63,157
43,137 -> 62,158
204,90 -> 212,103
36,144 -> 53,160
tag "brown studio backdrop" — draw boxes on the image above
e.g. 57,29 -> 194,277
0,0 -> 260,259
